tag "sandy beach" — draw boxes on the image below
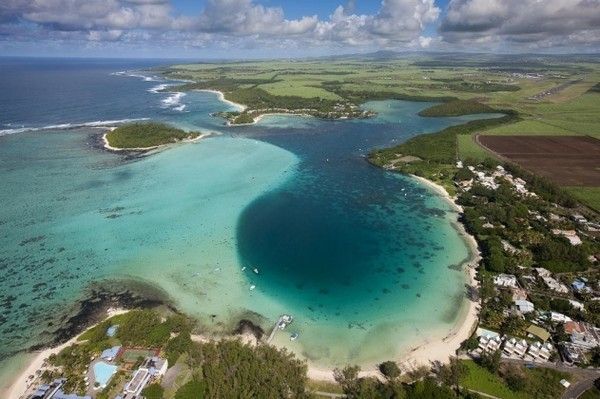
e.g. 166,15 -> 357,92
4,308 -> 128,399
102,130 -> 211,152
196,89 -> 247,111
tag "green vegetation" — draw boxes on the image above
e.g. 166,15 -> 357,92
174,379 -> 206,399
105,122 -> 200,149
581,387 -> 600,399
418,99 -> 496,117
460,360 -> 569,399
141,383 -> 165,399
567,187 -> 600,212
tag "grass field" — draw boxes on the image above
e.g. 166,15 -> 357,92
567,187 -> 600,212
460,360 -> 527,399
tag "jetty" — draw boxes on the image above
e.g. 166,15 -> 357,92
266,314 -> 293,343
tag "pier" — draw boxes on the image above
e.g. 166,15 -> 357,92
266,314 -> 293,343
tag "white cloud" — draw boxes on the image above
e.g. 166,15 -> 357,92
440,0 -> 600,49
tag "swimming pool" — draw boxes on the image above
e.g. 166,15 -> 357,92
93,361 -> 118,389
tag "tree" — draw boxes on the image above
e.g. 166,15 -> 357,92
501,365 -> 527,392
479,350 -> 501,374
175,379 -> 206,399
142,383 -> 165,399
334,365 -> 361,397
589,346 -> 600,367
436,357 -> 468,395
379,361 -> 402,380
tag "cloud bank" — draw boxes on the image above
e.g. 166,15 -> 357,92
1,0 -> 598,56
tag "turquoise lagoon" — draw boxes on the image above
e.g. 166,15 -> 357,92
0,60 -> 496,379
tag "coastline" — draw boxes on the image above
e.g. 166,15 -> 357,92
196,89 -> 247,111
4,308 -> 128,399
102,130 -> 211,152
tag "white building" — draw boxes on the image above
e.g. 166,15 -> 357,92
494,274 -> 518,289
514,299 -> 535,314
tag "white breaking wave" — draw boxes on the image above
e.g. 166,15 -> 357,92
0,118 -> 150,136
161,92 -> 187,111
147,83 -> 172,94
111,70 -> 160,82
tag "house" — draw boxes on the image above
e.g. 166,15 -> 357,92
123,357 -> 168,397
560,342 -> 588,364
515,299 -> 535,314
30,379 -> 91,399
526,342 -> 553,362
547,311 -> 572,323
564,321 -> 600,348
551,229 -> 582,246
494,274 -> 518,288
100,346 -> 121,361
526,325 -> 551,342
503,338 -> 528,358
572,279 -> 592,294
511,287 -> 529,301
560,380 -> 571,388
477,335 -> 502,353
572,214 -> 587,224
569,299 -> 585,311
536,270 -> 568,293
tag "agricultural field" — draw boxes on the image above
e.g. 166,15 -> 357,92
477,135 -> 600,186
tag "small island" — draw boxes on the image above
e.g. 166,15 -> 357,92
103,122 -> 202,150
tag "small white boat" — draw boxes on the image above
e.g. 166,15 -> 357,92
241,266 -> 246,271
253,268 -> 259,274
290,332 -> 299,341
250,285 -> 256,291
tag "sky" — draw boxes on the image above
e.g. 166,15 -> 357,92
0,0 -> 599,58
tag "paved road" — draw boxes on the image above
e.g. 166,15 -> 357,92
563,377 -> 596,399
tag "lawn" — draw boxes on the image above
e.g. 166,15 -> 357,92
482,119 -> 579,136
457,134 -> 495,162
566,187 -> 600,212
460,360 -> 527,399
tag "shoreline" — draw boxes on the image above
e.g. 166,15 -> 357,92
102,130 -> 211,152
4,308 -> 128,399
196,89 -> 247,111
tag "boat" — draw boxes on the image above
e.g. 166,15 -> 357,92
241,266 -> 246,271
250,285 -> 256,290
290,332 -> 299,341
278,314 -> 293,330
253,268 -> 259,274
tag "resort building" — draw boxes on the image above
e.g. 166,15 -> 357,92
29,379 -> 91,399
572,279 -> 592,294
547,311 -> 572,323
560,342 -> 588,364
514,299 -> 535,314
502,338 -> 528,358
525,342 -> 553,362
535,269 -> 569,293
121,356 -> 168,398
494,274 -> 518,289
526,325 -> 551,342
564,321 -> 600,349
477,335 -> 502,354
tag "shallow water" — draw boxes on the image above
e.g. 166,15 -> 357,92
0,59 -> 498,375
